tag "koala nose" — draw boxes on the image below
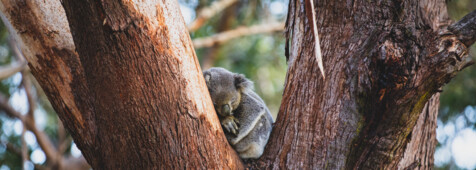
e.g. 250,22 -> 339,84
222,104 -> 231,115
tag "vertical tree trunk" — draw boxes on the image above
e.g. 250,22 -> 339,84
1,0 -> 475,169
1,0 -> 242,169
253,0 -> 473,169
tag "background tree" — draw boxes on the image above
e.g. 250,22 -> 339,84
435,1 -> 476,169
0,0 -> 474,169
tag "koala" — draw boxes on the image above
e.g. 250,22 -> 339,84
203,67 -> 273,159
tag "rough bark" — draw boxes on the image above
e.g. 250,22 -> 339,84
253,0 -> 474,169
1,0 -> 475,169
398,94 -> 439,170
0,0 -> 91,168
0,0 -> 242,169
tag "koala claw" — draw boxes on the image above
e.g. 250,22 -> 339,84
222,116 -> 240,135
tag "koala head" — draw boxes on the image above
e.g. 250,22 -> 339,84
203,67 -> 252,117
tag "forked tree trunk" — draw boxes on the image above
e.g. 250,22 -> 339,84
0,0 -> 475,169
253,0 -> 474,169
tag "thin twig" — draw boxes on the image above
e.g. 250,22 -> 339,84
201,4 -> 236,69
0,93 -> 60,166
60,137 -> 73,154
27,73 -> 53,112
0,15 -> 27,80
193,22 -> 285,48
2,140 -> 22,156
188,0 -> 238,32
0,35 -> 61,166
58,119 -> 72,154
1,140 -> 47,169
0,38 -> 27,80
24,108 -> 60,167
22,71 -> 36,118
21,70 -> 35,169
58,118 -> 65,147
21,123 -> 28,165
62,156 -> 91,170
0,94 -> 24,119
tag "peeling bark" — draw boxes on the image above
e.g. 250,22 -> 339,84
398,94 -> 439,170
0,1 -> 95,167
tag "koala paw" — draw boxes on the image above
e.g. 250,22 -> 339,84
221,116 -> 240,135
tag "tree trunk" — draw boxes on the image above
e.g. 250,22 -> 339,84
1,0 -> 475,169
0,0 -> 242,169
253,0 -> 474,169
398,94 -> 439,170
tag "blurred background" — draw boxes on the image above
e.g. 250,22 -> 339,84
0,0 -> 473,169
436,1 -> 476,169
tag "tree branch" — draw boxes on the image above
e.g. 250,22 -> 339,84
2,140 -> 21,156
0,1 -> 96,155
1,140 -> 48,169
0,94 -> 60,166
62,156 -> 91,170
201,4 -> 236,69
0,38 -> 27,80
22,71 -> 36,117
0,95 -> 23,119
59,0 -> 243,168
188,0 -> 238,32
57,120 -> 73,154
0,89 -> 88,169
21,123 -> 28,165
193,22 -> 284,48
0,35 -> 62,166
60,137 -> 73,154
448,9 -> 476,47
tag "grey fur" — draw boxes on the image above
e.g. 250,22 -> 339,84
203,67 -> 273,159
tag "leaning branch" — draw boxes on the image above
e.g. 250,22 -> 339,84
0,37 -> 61,165
21,123 -> 28,164
2,140 -> 21,156
0,94 -> 60,166
0,39 -> 27,80
1,140 -> 47,169
193,22 -> 284,48
448,9 -> 476,47
22,71 -> 36,117
188,0 -> 238,32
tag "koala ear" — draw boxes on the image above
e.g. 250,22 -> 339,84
234,74 -> 253,91
204,72 -> 211,83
